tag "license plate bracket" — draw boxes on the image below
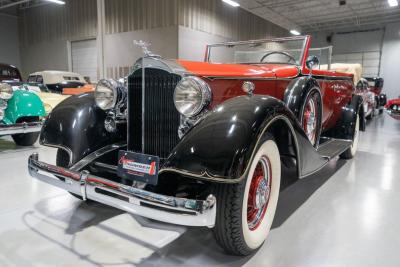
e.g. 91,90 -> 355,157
117,150 -> 159,185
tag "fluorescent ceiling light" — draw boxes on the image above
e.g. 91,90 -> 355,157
388,0 -> 398,7
222,0 -> 240,7
45,0 -> 65,5
290,30 -> 301,35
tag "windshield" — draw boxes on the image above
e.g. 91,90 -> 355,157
5,81 -> 50,93
206,36 -> 307,65
309,46 -> 332,70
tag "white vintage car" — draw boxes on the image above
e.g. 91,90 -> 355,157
27,71 -> 87,94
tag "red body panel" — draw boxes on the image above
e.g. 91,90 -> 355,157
177,36 -> 355,132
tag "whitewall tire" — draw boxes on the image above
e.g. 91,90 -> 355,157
340,114 -> 360,159
213,136 -> 281,255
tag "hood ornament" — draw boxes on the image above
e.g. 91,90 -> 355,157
133,40 -> 160,58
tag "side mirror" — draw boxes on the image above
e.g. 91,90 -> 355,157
306,55 -> 320,70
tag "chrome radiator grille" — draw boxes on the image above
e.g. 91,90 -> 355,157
127,68 -> 181,159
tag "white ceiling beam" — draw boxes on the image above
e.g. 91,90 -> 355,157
0,0 -> 31,10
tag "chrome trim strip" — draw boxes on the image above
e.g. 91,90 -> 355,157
0,122 -> 42,136
70,142 -> 126,172
141,60 -> 145,153
28,153 -> 216,228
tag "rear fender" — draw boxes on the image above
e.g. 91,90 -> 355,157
40,92 -> 125,165
161,95 -> 328,183
323,94 -> 365,140
3,90 -> 45,124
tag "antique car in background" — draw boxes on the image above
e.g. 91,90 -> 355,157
322,63 -> 375,120
365,77 -> 386,113
385,98 -> 400,120
355,78 -> 376,120
5,81 -> 69,115
27,70 -> 93,94
0,63 -> 22,82
0,82 -> 45,146
28,36 -> 364,255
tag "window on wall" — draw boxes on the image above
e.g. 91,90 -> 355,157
332,51 -> 381,77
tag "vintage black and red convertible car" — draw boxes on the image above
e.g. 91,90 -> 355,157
28,36 -> 364,255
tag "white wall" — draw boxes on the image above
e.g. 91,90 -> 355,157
178,26 -> 231,61
0,14 -> 20,68
380,22 -> 400,99
104,26 -> 179,79
311,25 -> 400,98
20,39 -> 69,78
310,29 -> 384,54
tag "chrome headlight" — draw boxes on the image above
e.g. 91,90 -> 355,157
0,83 -> 13,100
95,79 -> 119,110
173,76 -> 211,117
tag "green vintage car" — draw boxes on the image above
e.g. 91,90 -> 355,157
0,82 -> 45,146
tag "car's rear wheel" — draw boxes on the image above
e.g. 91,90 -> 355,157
300,89 -> 322,147
11,117 -> 40,146
12,132 -> 39,146
213,136 -> 281,255
340,114 -> 360,159
366,107 -> 375,120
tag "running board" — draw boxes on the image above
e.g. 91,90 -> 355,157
317,139 -> 352,159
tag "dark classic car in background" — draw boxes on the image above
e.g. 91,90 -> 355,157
28,36 -> 364,255
365,77 -> 386,113
0,63 -> 22,82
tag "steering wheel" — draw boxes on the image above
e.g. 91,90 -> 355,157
260,51 -> 297,63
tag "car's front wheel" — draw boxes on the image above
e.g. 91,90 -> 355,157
213,136 -> 281,255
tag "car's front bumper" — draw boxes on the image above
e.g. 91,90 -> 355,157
0,122 -> 42,135
28,153 -> 216,227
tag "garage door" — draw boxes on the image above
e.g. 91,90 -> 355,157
71,39 -> 97,83
332,51 -> 380,77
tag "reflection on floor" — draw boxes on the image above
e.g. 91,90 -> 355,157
0,113 -> 400,267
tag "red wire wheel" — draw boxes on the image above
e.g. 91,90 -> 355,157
247,156 -> 272,231
302,96 -> 318,145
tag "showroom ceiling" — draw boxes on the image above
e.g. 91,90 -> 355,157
238,0 -> 400,32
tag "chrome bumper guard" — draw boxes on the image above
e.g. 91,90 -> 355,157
0,122 -> 42,135
28,153 -> 216,227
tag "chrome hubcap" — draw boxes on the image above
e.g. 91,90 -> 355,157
247,156 -> 271,231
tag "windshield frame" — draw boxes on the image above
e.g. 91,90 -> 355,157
204,36 -> 309,66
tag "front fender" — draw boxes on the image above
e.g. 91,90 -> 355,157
162,95 -> 327,182
3,90 -> 45,124
40,92 -> 125,165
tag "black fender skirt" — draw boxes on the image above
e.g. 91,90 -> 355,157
161,95 -> 328,183
40,92 -> 125,165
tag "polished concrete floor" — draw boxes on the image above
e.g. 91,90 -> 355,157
0,113 -> 399,267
